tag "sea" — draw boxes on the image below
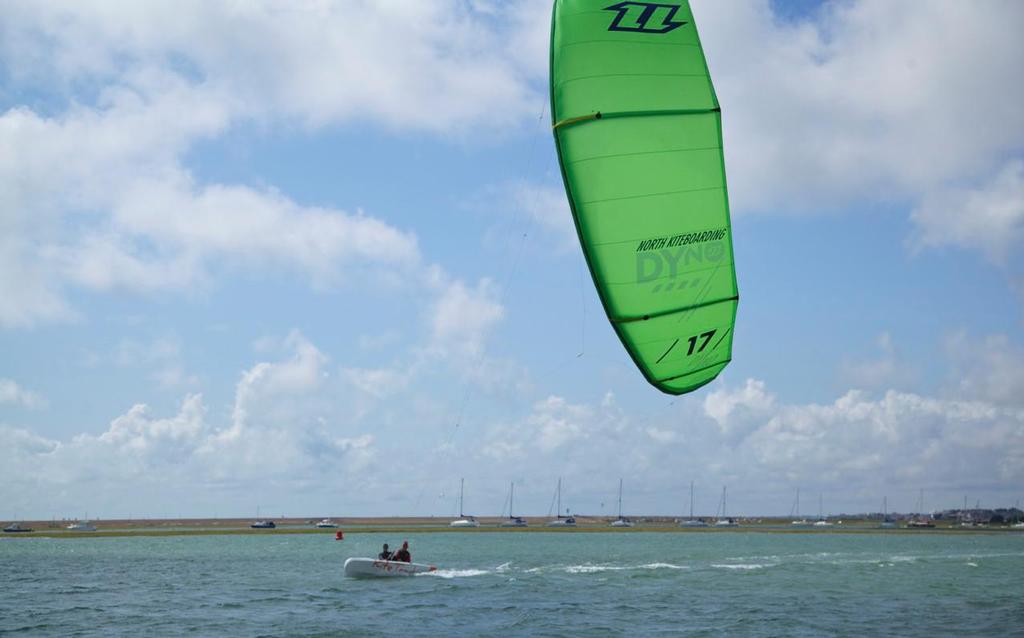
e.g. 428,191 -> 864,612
2,530 -> 1022,636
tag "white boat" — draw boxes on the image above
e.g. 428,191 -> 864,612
546,478 -> 577,527
680,480 -> 708,527
343,558 -> 436,578
713,486 -> 738,527
790,489 -> 811,527
66,521 -> 97,531
315,518 -> 337,528
610,478 -> 634,527
450,478 -> 480,528
813,493 -> 834,527
500,482 -> 528,527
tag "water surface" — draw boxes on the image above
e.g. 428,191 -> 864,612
3,531 -> 1021,636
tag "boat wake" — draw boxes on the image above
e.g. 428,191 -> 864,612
422,568 -> 491,579
525,563 -> 689,574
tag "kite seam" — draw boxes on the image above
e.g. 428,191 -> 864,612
612,294 -> 738,323
553,107 -> 719,131
657,358 -> 731,384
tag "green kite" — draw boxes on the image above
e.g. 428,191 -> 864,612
550,0 -> 739,394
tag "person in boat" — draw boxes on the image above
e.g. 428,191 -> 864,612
378,543 -> 392,560
392,541 -> 411,563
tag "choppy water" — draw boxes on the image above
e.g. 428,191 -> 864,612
2,531 -> 1022,636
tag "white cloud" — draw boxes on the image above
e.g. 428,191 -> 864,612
703,378 -> 775,441
0,378 -> 44,408
0,333 -> 379,517
114,337 -> 198,390
0,0 -> 545,328
0,1 -> 540,133
945,331 -> 1024,407
506,180 -> 577,251
429,277 -> 505,357
0,83 -> 423,326
231,330 -> 328,430
695,0 -> 1024,214
840,332 -> 916,391
740,389 -> 1022,488
3,334 -> 1024,517
911,159 -> 1024,263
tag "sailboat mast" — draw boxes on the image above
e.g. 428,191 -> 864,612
722,486 -> 727,518
459,478 -> 465,517
557,477 -> 562,518
690,481 -> 694,519
617,478 -> 623,519
510,481 -> 515,519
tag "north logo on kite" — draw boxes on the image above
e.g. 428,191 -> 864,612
605,2 -> 687,34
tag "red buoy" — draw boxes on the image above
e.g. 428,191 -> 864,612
335,530 -> 344,540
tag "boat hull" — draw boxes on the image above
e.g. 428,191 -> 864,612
343,558 -> 436,578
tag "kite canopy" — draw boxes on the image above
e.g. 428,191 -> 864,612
550,0 -> 738,395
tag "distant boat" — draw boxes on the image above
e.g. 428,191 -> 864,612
813,493 -> 834,527
610,478 -> 634,527
450,478 -> 480,528
714,486 -> 738,527
66,521 -> 97,531
3,523 -> 33,533
315,519 -> 337,528
500,481 -> 528,528
251,506 -> 275,529
546,478 -> 577,527
680,481 -> 708,527
906,488 -> 935,528
790,488 -> 811,527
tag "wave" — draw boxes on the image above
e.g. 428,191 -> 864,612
564,564 -> 628,574
524,563 -> 690,574
638,563 -> 688,570
711,563 -> 773,570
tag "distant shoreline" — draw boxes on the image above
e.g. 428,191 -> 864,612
3,516 -> 1021,539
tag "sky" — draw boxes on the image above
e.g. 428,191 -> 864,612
2,0 -> 1023,521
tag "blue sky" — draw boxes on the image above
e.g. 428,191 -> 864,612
2,0 -> 1023,521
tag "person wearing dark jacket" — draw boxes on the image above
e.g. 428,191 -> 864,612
378,543 -> 392,560
392,541 -> 411,563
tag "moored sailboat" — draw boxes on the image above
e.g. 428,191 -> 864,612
546,478 -> 576,527
500,481 -> 528,527
714,486 -> 738,527
449,478 -> 480,528
610,478 -> 634,527
790,488 -> 811,527
680,481 -> 707,527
